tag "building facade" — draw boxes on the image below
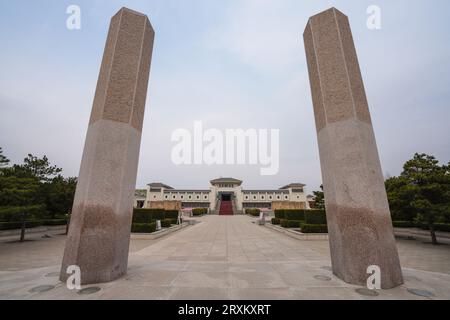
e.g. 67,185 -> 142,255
134,178 -> 310,214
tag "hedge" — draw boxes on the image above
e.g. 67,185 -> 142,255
271,218 -> 281,225
0,221 -> 43,231
131,222 -> 157,233
42,219 -> 67,226
301,224 -> 328,234
393,221 -> 416,228
274,210 -> 285,219
165,210 -> 179,220
434,223 -> 450,232
284,210 -> 305,221
193,208 -> 208,216
161,219 -> 172,228
305,210 -> 327,225
280,219 -> 301,228
132,208 -> 181,223
393,221 -> 450,233
246,209 -> 261,217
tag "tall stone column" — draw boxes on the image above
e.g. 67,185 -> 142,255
303,8 -> 403,289
60,7 -> 155,285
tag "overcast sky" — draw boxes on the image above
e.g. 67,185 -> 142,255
1,0 -> 449,193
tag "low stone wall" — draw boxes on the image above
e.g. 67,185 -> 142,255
148,201 -> 182,211
264,223 -> 328,241
131,222 -> 190,240
271,201 -> 306,210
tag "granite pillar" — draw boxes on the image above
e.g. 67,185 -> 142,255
303,8 -> 403,289
60,7 -> 154,285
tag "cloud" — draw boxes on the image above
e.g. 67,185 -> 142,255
204,0 -> 306,74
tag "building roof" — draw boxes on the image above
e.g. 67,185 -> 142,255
164,190 -> 211,193
147,182 -> 174,190
210,177 -> 243,186
279,183 -> 306,190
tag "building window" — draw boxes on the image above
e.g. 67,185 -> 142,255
261,196 -> 265,200
204,196 -> 208,200
181,196 -> 184,199
197,195 -> 200,199
173,196 -> 176,199
277,196 -> 281,200
253,196 -> 257,200
189,196 -> 192,199
165,195 -> 168,199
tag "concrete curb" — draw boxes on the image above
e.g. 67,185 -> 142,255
264,223 -> 329,241
131,222 -> 191,240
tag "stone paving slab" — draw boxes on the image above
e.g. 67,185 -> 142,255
0,215 -> 449,300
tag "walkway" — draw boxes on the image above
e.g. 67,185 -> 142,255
1,215 -> 450,299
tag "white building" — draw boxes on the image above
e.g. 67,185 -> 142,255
134,178 -> 310,214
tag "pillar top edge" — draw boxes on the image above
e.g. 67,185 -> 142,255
117,7 -> 148,18
111,7 -> 155,33
303,7 -> 348,36
306,7 -> 348,24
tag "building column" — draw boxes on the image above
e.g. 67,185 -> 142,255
60,7 -> 155,285
303,8 -> 403,288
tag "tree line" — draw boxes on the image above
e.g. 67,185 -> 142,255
0,147 -> 77,240
312,153 -> 450,245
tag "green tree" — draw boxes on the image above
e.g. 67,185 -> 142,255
313,184 -> 325,210
0,151 -> 76,240
0,147 -> 10,168
42,176 -> 77,219
387,153 -> 450,245
19,154 -> 62,182
0,166 -> 44,241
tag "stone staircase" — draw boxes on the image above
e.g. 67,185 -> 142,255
219,200 -> 234,215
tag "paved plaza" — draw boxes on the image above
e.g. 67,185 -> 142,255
0,215 -> 450,300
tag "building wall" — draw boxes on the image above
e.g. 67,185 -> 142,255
136,181 -> 310,211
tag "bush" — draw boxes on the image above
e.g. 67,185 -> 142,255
301,224 -> 328,234
246,209 -> 261,217
393,221 -> 416,228
165,210 -> 179,220
305,210 -> 327,225
274,210 -> 285,219
131,222 -> 157,234
280,219 -> 301,228
132,209 -> 165,223
192,208 -> 208,216
271,218 -> 281,225
284,210 -> 305,221
170,218 -> 179,225
161,219 -> 172,228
